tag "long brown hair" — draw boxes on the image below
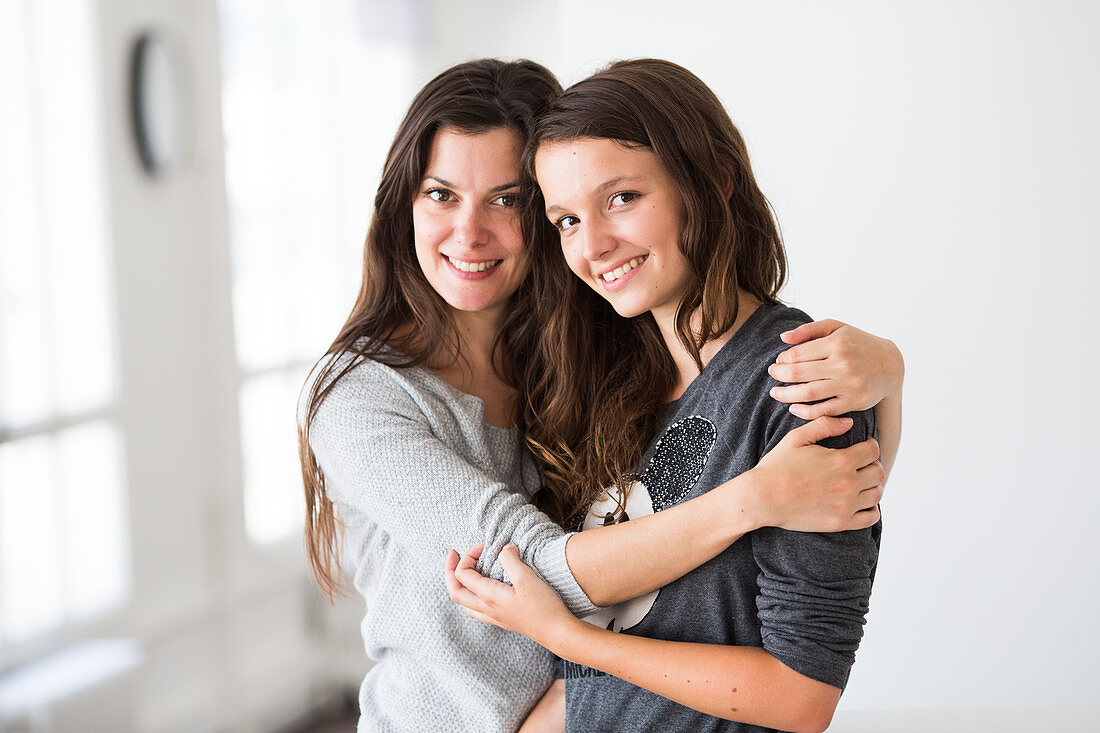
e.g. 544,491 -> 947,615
299,59 -> 562,600
517,59 -> 788,525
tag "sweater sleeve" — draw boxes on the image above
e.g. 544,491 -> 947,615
751,405 -> 882,690
304,358 -> 598,617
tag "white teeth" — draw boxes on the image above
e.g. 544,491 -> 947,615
600,256 -> 646,283
447,256 -> 501,273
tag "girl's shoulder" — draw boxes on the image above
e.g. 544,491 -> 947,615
707,303 -> 812,378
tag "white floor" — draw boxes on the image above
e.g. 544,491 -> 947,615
830,706 -> 1099,732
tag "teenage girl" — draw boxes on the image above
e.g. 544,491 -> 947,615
300,59 -> 902,732
447,59 -> 893,733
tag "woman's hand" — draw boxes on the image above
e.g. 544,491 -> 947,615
444,543 -> 577,647
741,416 -> 884,532
767,319 -> 904,419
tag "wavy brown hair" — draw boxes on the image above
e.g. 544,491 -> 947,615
298,59 -> 562,600
517,59 -> 788,525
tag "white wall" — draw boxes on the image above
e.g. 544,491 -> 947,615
428,0 -> 1100,718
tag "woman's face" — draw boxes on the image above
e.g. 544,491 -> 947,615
534,137 -> 691,323
412,126 -> 527,319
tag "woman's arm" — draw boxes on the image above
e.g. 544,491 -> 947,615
767,319 -> 904,477
318,358 -> 881,616
450,545 -> 849,733
440,415 -> 883,610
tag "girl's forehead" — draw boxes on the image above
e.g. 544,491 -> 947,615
535,139 -> 666,190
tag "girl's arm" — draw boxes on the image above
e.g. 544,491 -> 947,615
767,319 -> 904,477
557,416 -> 883,607
517,679 -> 565,733
317,358 -> 882,618
449,545 -> 848,733
442,416 -> 883,610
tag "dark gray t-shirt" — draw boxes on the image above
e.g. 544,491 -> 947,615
563,304 -> 882,733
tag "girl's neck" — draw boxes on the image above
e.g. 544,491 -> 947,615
652,291 -> 762,401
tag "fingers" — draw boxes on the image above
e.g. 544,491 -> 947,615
463,542 -> 485,563
785,415 -> 852,446
842,438 -> 881,470
849,505 -> 881,530
856,485 -> 884,512
767,358 -> 832,385
444,549 -> 495,613
452,545 -> 513,605
495,543 -> 535,585
769,380 -> 836,405
856,457 -> 887,487
464,607 -> 501,627
778,319 -> 844,346
787,399 -> 852,420
453,561 -> 508,598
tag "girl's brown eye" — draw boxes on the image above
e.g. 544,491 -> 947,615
554,215 -> 579,232
426,189 -> 453,202
610,192 -> 639,208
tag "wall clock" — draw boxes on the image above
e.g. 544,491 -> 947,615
129,31 -> 188,177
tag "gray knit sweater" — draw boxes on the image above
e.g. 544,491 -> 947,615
303,351 -> 597,733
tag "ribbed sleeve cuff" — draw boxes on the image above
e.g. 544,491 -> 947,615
533,532 -> 599,618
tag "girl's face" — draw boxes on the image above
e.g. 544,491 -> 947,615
535,137 -> 692,323
412,126 -> 527,319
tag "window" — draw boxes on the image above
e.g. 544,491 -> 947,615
218,0 -> 416,544
0,0 -> 128,656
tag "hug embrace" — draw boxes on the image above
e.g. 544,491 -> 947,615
298,58 -> 903,733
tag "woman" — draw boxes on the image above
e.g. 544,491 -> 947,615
447,59 -> 890,733
299,59 -> 901,732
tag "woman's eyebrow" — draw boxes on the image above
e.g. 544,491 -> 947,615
422,175 -> 519,193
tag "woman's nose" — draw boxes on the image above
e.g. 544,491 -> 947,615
454,206 -> 488,247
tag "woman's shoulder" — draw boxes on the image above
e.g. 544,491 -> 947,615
298,342 -> 445,427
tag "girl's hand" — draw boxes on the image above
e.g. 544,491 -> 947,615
444,543 -> 576,646
767,319 -> 904,419
744,416 -> 884,532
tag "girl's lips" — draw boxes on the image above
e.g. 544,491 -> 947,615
598,256 -> 646,293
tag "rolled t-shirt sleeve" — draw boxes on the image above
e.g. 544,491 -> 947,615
751,406 -> 882,690
304,357 -> 597,617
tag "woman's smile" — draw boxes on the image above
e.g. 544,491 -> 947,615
443,254 -> 504,278
412,126 -> 527,317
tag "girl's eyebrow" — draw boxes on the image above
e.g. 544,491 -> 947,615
545,175 -> 646,216
596,175 -> 643,193
423,175 -> 519,193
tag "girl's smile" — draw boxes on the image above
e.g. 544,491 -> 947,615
535,138 -> 691,323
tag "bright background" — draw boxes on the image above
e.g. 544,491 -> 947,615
0,1 -> 1097,731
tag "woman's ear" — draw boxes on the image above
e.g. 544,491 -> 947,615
717,156 -> 736,198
